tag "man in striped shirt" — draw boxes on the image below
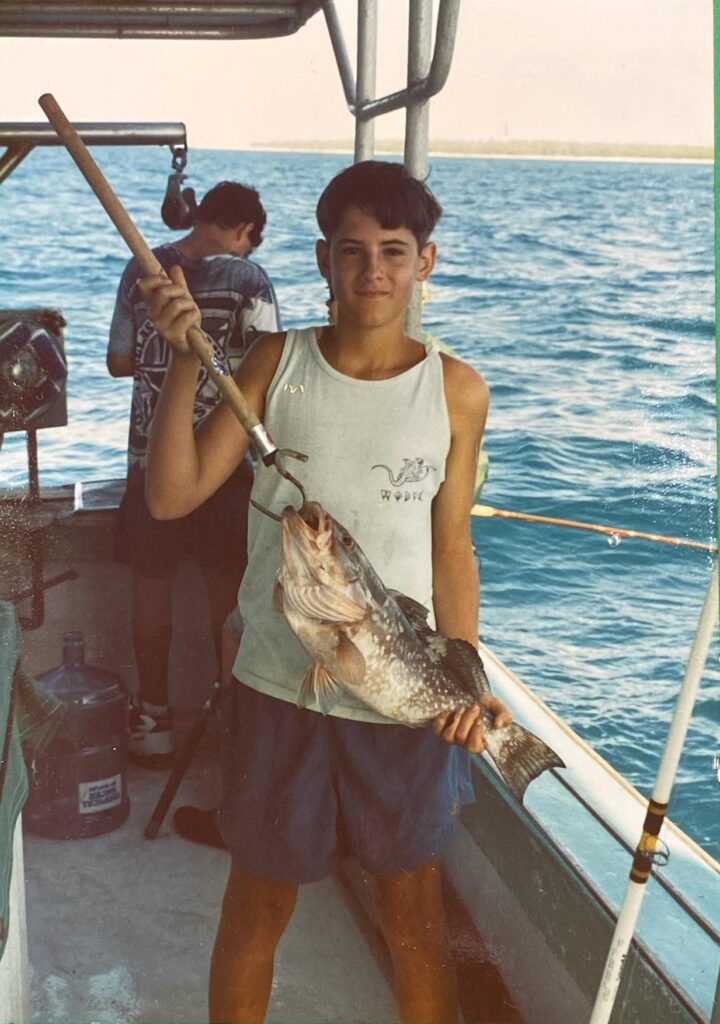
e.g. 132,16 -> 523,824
107,181 -> 280,768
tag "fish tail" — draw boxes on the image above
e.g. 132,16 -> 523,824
483,723 -> 564,804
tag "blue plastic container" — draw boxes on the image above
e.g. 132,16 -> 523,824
23,631 -> 130,838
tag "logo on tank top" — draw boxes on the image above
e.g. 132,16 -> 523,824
283,382 -> 304,394
372,458 -> 436,503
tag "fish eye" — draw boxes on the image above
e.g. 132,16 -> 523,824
341,531 -> 355,548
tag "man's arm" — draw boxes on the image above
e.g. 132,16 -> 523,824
140,266 -> 284,520
107,265 -> 135,377
430,354 -> 511,752
107,353 -> 133,377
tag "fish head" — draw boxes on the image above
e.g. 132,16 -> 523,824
278,501 -> 389,626
278,501 -> 375,625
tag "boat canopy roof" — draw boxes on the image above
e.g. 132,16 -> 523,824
0,1 -> 325,39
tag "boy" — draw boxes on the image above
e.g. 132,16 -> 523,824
141,161 -> 510,1024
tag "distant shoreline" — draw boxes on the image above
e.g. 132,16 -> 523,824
247,140 -> 713,164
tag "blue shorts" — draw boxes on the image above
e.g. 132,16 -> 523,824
218,681 -> 474,884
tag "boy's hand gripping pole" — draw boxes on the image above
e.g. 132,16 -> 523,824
38,93 -> 278,466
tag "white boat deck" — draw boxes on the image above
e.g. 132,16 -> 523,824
23,714 -> 397,1024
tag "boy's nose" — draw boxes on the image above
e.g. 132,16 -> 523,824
362,251 -> 383,277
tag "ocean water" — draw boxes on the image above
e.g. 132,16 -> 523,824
0,147 -> 717,859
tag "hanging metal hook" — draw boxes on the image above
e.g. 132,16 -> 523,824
170,144 -> 187,173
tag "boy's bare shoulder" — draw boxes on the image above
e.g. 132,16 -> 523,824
236,329 -> 286,374
233,330 -> 288,403
438,349 -> 489,417
243,329 -> 287,362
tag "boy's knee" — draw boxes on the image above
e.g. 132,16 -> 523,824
376,861 -> 447,952
221,868 -> 297,942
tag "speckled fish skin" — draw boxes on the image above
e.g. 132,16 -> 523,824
275,501 -> 564,803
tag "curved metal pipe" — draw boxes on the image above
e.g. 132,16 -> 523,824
354,0 -> 460,122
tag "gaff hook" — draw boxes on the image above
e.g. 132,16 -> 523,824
250,448 -> 309,523
275,448 -> 308,508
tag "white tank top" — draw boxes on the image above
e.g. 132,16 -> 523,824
233,326 -> 451,722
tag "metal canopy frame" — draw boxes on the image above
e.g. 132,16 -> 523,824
0,123 -> 187,186
0,2 -> 326,39
0,1 -> 460,176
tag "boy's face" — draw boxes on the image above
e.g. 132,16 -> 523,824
316,205 -> 436,331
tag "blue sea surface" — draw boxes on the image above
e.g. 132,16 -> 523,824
0,148 -> 717,860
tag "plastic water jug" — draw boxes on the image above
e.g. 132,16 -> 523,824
23,631 -> 130,838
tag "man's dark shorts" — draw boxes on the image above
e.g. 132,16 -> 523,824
115,458 -> 254,578
218,681 -> 475,884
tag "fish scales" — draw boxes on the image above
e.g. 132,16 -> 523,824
274,500 -> 564,803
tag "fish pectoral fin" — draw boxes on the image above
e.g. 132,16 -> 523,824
272,578 -> 284,613
336,632 -> 366,686
297,662 -> 343,715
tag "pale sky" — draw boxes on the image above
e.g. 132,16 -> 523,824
0,0 -> 712,150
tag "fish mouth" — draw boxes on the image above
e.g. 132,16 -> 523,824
281,502 -> 331,572
282,501 -> 327,540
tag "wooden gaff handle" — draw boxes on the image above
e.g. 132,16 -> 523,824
38,93 -> 268,445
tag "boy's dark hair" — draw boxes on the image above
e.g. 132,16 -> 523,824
198,181 -> 266,248
316,160 -> 442,248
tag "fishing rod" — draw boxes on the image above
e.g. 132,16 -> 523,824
472,504 -> 717,553
587,560 -> 718,1024
37,93 -> 307,504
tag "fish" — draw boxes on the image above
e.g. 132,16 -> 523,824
272,500 -> 565,803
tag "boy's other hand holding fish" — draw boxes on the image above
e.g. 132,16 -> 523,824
432,696 -> 512,754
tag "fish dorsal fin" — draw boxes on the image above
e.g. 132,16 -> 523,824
388,590 -> 432,636
297,662 -> 343,715
434,636 -> 492,701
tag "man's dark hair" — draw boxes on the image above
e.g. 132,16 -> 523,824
198,181 -> 266,248
316,161 -> 442,248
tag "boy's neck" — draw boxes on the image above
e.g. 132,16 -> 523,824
319,321 -> 426,381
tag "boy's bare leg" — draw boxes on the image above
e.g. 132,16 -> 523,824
376,860 -> 458,1024
209,864 -> 298,1024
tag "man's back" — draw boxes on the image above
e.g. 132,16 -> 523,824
109,242 -> 279,471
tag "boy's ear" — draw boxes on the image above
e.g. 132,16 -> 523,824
316,238 -> 330,282
417,241 -> 437,281
237,222 -> 255,250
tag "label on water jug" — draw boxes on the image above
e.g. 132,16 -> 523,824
78,774 -> 122,814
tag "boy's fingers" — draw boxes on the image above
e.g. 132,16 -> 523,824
138,272 -> 167,297
452,705 -> 482,746
167,309 -> 200,337
480,694 -> 512,729
432,698 -> 509,751
168,263 -> 188,288
431,711 -> 451,737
